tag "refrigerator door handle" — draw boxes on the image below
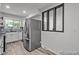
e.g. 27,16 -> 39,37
27,33 -> 29,39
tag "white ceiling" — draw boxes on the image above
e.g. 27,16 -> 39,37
0,3 -> 55,18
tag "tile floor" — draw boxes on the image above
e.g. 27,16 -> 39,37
3,41 -> 55,55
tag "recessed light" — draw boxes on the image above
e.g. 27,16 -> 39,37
23,10 -> 26,14
5,5 -> 10,9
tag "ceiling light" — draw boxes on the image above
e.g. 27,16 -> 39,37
5,5 -> 10,9
23,10 -> 26,14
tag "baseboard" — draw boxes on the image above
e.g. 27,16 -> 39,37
7,40 -> 22,44
41,45 -> 60,55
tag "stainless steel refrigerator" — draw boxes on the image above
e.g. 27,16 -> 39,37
23,19 -> 41,52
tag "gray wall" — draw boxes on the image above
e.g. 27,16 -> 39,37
33,3 -> 79,54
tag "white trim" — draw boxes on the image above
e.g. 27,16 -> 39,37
41,45 -> 60,55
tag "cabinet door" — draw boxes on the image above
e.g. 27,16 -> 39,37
0,17 -> 4,27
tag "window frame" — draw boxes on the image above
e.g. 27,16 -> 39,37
42,3 -> 64,32
55,3 -> 64,32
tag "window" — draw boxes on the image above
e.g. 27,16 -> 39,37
49,9 -> 54,31
4,17 -> 25,32
44,12 -> 47,30
55,5 -> 64,32
42,3 -> 64,32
